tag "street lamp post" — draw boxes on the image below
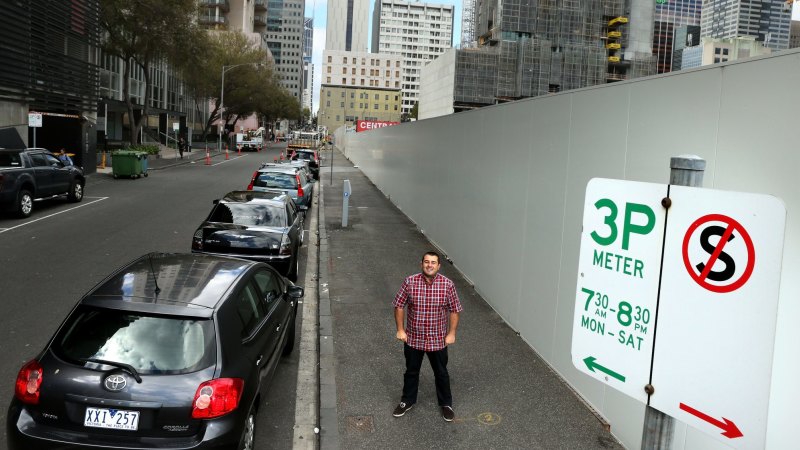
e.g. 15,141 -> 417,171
219,62 -> 262,153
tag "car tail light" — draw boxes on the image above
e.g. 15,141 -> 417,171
296,174 -> 304,198
246,171 -> 258,191
279,234 -> 292,255
191,378 -> 244,419
192,229 -> 203,250
15,360 -> 43,405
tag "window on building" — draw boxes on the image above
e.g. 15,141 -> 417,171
350,92 -> 355,98
386,60 -> 391,67
350,102 -> 354,108
326,100 -> 330,106
374,104 -> 378,110
362,57 -> 366,64
327,77 -> 331,83
361,68 -> 365,75
374,94 -> 379,100
394,105 -> 398,110
341,91 -> 345,97
385,95 -> 389,100
326,91 -> 331,97
359,103 -> 363,108
342,57 -> 346,63
396,61 -> 400,67
722,48 -> 729,56
394,95 -> 398,100
385,105 -> 388,110
361,79 -> 365,85
327,66 -> 331,73
342,78 -> 347,84
336,115 -> 340,121
327,55 -> 332,63
714,47 -> 721,55
340,102 -> 344,107
352,78 -> 356,84
386,81 -> 390,87
342,67 -> 346,74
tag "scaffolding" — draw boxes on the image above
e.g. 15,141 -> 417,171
451,0 -> 657,108
460,0 -> 477,47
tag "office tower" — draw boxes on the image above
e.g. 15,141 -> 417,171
303,17 -> 314,111
672,25 -> 702,70
791,21 -> 800,48
701,0 -> 791,50
265,0 -> 307,101
326,0 -> 370,51
419,1 -> 657,119
653,0 -> 702,73
371,0 -> 454,115
461,0 -> 477,47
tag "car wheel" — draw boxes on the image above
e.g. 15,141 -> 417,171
67,181 -> 84,202
237,404 -> 257,450
282,310 -> 297,356
17,189 -> 33,218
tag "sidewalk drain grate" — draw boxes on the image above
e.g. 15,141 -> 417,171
346,415 -> 374,433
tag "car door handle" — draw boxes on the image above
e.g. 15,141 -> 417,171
256,355 -> 263,366
276,324 -> 281,332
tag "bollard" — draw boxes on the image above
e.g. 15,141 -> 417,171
342,179 -> 351,227
274,157 -> 278,163
205,149 -> 211,165
237,145 -> 241,155
225,148 -> 229,160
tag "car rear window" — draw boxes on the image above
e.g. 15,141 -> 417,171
254,172 -> 297,190
0,152 -> 22,167
52,307 -> 216,375
208,203 -> 286,227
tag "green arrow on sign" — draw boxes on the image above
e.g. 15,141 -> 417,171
583,356 -> 626,382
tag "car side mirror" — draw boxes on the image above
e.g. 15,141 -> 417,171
286,285 -> 304,299
212,199 -> 219,205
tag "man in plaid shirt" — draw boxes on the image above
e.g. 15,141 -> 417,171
392,251 -> 463,422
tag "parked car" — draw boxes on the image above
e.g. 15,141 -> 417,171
289,149 -> 320,179
192,191 -> 304,281
246,165 -> 314,211
7,252 -> 303,450
0,148 -> 85,218
260,161 -> 313,184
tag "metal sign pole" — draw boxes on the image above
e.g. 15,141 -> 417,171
640,155 -> 706,450
329,143 -> 334,186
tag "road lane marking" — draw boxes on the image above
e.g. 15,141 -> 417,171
211,155 -> 246,166
0,197 -> 108,234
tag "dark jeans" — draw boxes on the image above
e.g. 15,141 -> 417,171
401,344 -> 452,407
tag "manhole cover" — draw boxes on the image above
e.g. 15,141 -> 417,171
346,415 -> 374,433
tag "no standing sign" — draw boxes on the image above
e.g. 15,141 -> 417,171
572,179 -> 786,450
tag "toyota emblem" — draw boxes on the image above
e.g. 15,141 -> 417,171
104,374 -> 127,391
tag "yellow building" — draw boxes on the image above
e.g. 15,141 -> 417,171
318,85 -> 402,133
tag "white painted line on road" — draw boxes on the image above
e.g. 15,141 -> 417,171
0,197 -> 108,234
211,155 -> 246,166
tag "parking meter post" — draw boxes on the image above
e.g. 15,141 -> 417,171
640,154 -> 706,450
329,144 -> 334,186
342,179 -> 351,227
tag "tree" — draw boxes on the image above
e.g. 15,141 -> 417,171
302,107 -> 311,127
410,102 -> 419,120
175,31 -> 274,140
99,0 -> 203,143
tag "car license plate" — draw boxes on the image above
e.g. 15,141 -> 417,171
84,407 -> 140,431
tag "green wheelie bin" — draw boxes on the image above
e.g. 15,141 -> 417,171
112,150 -> 144,179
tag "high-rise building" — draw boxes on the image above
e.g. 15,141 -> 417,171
419,1 -> 657,119
265,0 -> 307,101
371,0 -> 454,116
700,0 -> 792,50
672,25 -> 701,71
652,0 -> 702,73
317,50 -> 403,131
303,17 -> 314,112
326,0 -> 370,51
791,20 -> 800,48
679,36 -> 772,70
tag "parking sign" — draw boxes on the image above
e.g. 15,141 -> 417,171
571,178 -> 667,403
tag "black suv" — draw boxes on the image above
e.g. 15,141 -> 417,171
7,253 -> 303,450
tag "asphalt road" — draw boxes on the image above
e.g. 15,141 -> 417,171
0,147 -> 307,449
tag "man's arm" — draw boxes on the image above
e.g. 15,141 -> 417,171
445,312 -> 459,345
395,307 -> 407,342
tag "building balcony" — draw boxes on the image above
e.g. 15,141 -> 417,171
199,14 -> 227,25
254,15 -> 266,26
200,0 -> 230,11
254,0 -> 267,11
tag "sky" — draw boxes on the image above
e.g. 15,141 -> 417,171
305,1 -> 800,114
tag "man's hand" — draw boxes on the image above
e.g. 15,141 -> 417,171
396,329 -> 407,342
445,333 -> 456,345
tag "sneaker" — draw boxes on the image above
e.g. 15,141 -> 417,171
441,406 -> 455,422
392,402 -> 413,417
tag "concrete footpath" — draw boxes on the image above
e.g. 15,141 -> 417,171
317,147 -> 623,449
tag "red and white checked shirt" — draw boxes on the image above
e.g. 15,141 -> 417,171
393,272 -> 463,352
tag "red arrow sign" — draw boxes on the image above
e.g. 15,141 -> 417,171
679,403 -> 743,439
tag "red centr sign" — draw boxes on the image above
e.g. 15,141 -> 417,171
356,120 -> 399,132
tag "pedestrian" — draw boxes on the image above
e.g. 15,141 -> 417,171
392,251 -> 463,422
178,136 -> 185,159
57,148 -> 73,165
